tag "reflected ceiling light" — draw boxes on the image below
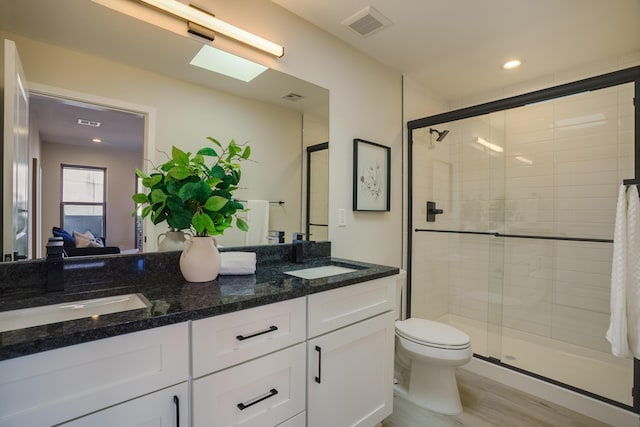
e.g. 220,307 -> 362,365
502,59 -> 522,70
475,137 -> 504,153
190,45 -> 267,82
555,113 -> 606,128
515,156 -> 533,165
137,0 -> 284,57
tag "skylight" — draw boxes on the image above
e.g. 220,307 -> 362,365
190,45 -> 268,82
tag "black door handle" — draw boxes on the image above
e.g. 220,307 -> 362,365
315,345 -> 322,384
173,395 -> 180,427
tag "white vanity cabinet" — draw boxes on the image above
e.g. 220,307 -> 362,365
306,276 -> 397,427
192,297 -> 307,427
0,322 -> 189,427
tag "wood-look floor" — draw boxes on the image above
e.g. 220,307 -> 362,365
381,369 -> 612,427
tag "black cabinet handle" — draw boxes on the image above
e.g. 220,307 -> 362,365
237,388 -> 279,410
315,345 -> 322,384
236,325 -> 278,341
173,395 -> 180,427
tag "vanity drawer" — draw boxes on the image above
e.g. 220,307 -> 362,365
193,343 -> 306,427
192,297 -> 306,377
0,322 -> 189,427
307,275 -> 396,338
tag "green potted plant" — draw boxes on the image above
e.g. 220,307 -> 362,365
132,137 -> 251,282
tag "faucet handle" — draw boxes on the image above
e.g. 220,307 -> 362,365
292,232 -> 306,241
46,237 -> 65,257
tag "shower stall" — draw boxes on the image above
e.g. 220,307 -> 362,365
407,66 -> 640,410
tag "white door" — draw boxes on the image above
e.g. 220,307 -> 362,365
2,39 -> 30,261
307,311 -> 395,427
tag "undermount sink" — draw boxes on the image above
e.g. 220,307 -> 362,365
285,265 -> 357,280
0,293 -> 150,333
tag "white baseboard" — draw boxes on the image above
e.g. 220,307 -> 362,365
463,357 -> 639,427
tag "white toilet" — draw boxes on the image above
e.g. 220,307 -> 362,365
394,273 -> 472,415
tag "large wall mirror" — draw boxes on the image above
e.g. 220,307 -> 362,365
0,0 -> 329,260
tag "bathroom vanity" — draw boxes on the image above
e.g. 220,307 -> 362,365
0,243 -> 398,427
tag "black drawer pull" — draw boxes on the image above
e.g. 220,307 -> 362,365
236,325 -> 278,341
237,388 -> 279,410
173,395 -> 180,427
315,345 -> 322,384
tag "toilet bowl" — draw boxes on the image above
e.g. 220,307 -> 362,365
395,317 -> 472,415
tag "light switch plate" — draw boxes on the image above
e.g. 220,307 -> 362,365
338,208 -> 346,226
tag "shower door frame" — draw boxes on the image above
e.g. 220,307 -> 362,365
407,65 -> 640,412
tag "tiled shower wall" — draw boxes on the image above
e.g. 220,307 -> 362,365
412,82 -> 635,354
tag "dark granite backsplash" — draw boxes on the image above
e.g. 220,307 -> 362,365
0,241 -> 332,301
0,240 -> 400,361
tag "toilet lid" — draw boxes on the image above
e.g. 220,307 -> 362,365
396,318 -> 470,348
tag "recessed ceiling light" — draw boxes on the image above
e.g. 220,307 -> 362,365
91,138 -> 102,143
78,119 -> 101,127
502,59 -> 522,70
190,45 -> 268,82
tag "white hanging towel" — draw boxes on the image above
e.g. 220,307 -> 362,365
244,200 -> 270,246
606,184 -> 640,357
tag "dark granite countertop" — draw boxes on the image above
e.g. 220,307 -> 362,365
0,242 -> 398,361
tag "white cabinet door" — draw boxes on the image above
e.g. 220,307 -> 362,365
307,311 -> 395,427
59,383 -> 188,427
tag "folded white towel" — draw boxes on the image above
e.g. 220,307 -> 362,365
219,252 -> 256,275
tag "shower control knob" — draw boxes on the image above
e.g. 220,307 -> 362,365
427,201 -> 444,222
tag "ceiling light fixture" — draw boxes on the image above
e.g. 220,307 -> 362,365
78,119 -> 101,127
502,59 -> 522,70
137,0 -> 284,57
92,138 -> 102,143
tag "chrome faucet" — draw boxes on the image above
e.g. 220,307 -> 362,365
46,237 -> 65,292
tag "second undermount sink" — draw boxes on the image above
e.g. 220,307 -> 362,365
0,293 -> 150,333
285,265 -> 357,280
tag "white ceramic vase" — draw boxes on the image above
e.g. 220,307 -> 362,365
179,236 -> 221,282
157,230 -> 190,252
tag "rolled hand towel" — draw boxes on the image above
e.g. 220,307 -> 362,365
219,252 -> 257,275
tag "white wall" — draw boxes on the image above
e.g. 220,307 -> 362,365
199,0 -> 404,266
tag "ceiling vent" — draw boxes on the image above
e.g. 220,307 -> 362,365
281,92 -> 304,102
342,6 -> 392,37
77,119 -> 101,127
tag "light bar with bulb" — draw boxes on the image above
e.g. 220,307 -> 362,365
137,0 -> 284,57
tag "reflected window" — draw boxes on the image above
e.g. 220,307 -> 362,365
61,165 -> 106,237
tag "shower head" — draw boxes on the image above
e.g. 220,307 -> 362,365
430,128 -> 449,142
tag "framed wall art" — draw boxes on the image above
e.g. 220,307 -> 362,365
353,138 -> 390,211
